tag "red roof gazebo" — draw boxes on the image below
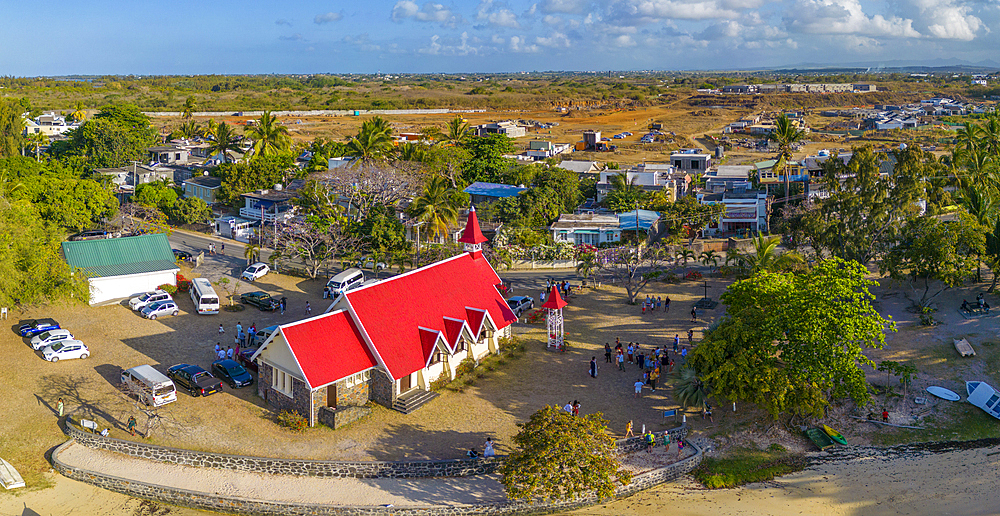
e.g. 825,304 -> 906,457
541,285 -> 567,350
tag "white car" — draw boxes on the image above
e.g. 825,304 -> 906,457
241,262 -> 270,282
142,300 -> 180,320
356,257 -> 387,271
30,329 -> 76,350
43,341 -> 90,362
129,290 -> 173,311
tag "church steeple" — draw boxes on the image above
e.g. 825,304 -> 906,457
458,205 -> 487,258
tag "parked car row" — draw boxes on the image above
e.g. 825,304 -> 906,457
19,319 -> 90,362
129,290 -> 180,320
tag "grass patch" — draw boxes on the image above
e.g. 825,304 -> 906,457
870,401 -> 1000,446
692,445 -> 807,489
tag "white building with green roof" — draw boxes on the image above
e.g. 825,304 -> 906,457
62,233 -> 179,305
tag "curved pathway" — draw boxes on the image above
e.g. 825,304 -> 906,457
57,441 -> 507,507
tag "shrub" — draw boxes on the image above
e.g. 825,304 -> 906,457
429,375 -> 449,391
498,336 -> 522,354
277,410 -> 307,432
158,283 -> 178,295
175,274 -> 192,293
455,358 -> 477,378
692,446 -> 806,489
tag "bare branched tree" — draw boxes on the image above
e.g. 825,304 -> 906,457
266,216 -> 360,279
314,161 -> 421,221
596,244 -> 674,304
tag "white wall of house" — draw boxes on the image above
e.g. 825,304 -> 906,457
88,270 -> 178,305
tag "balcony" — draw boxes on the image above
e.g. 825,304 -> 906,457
240,207 -> 293,223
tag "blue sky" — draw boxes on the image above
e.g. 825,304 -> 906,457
1,0 -> 997,75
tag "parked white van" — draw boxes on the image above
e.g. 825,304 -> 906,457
326,268 -> 364,297
121,365 -> 177,407
190,278 -> 220,315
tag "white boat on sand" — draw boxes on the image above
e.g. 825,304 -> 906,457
966,381 -> 1000,420
0,457 -> 24,489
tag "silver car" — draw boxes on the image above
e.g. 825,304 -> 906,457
130,290 -> 173,311
30,329 -> 76,350
142,300 -> 180,320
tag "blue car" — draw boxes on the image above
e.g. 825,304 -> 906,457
211,359 -> 254,388
19,318 -> 61,337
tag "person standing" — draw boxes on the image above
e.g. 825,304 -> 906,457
642,302 -> 646,315
220,243 -> 225,255
214,342 -> 222,358
226,346 -> 234,359
688,329 -> 694,345
219,324 -> 225,335
236,322 -> 242,338
649,367 -> 659,392
681,347 -> 688,363
484,438 -> 495,458
664,296 -> 670,312
657,297 -> 662,312
625,420 -> 634,437
540,290 -> 546,304
572,400 -> 580,416
617,350 -> 625,371
634,378 -> 644,398
673,335 -> 680,353
589,357 -> 598,378
668,358 -> 675,373
305,301 -> 311,316
127,415 -> 137,436
637,352 -> 645,370
563,401 -> 573,413
604,343 -> 612,363
691,306 -> 698,322
280,297 -> 287,314
217,347 -> 226,360
627,343 -> 634,363
56,397 -> 64,417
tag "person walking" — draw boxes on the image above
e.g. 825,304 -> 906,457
589,357 -> 598,378
664,296 -> 670,312
214,342 -> 222,357
127,415 -> 137,436
220,243 -> 225,255
645,430 -> 656,453
305,301 -> 311,316
219,324 -> 225,335
688,329 -> 694,345
484,438 -> 495,458
668,358 -> 675,373
681,347 -> 688,363
280,297 -> 287,314
634,378 -> 644,398
217,347 -> 226,360
236,322 -> 242,337
56,397 -> 64,417
649,367 -> 659,392
617,350 -> 625,371
691,306 -> 697,322
673,334 -> 680,353
226,346 -> 234,359
572,400 -> 580,416
627,343 -> 634,363
625,420 -> 634,437
604,343 -> 612,363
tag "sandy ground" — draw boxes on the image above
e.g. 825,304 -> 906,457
572,443 -> 1000,516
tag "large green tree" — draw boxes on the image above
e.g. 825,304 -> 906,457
51,104 -> 157,168
461,134 -> 515,184
499,405 -> 632,502
689,258 -> 894,419
880,211 -> 985,309
407,176 -> 461,242
206,122 -> 242,163
246,110 -> 291,158
0,99 -> 26,158
216,154 -> 296,207
346,116 -> 393,161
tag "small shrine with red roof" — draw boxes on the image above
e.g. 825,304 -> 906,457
251,208 -> 517,427
541,285 -> 567,350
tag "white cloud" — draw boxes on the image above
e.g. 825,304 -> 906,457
542,14 -> 562,25
476,0 -> 520,28
608,0 -> 741,21
343,33 -> 381,52
904,0 -> 982,41
392,1 -> 462,27
314,12 -> 344,24
419,31 -> 479,54
508,35 -> 540,52
535,31 -> 572,47
613,34 -> 637,47
279,33 -> 305,41
784,0 -> 920,38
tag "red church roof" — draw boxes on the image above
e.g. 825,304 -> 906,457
345,252 -> 517,380
458,206 -> 488,245
278,311 -> 377,389
540,285 -> 567,310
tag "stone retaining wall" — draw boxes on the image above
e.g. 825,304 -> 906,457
64,420 -> 499,479
52,438 -> 703,516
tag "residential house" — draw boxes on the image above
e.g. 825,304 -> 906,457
239,179 -> 305,223
550,214 -> 621,245
251,209 -> 517,426
704,165 -> 753,192
525,141 -> 573,160
556,160 -> 602,175
753,159 -> 810,195
183,173 -> 223,204
22,112 -> 81,137
463,182 -> 527,206
148,145 -> 190,166
215,216 -> 257,242
670,150 -> 711,174
699,190 -> 770,236
93,164 -> 176,188
854,84 -> 878,92
475,121 -> 527,138
61,234 -> 179,305
596,165 -> 679,201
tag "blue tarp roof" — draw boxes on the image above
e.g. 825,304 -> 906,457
463,182 -> 528,199
617,209 -> 661,231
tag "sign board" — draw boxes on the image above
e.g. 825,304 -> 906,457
663,409 -> 677,418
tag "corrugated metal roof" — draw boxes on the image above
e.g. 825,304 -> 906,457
463,182 -> 528,198
62,234 -> 179,278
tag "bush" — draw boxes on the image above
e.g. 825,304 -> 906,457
455,358 -> 476,378
692,446 -> 806,489
277,410 -> 308,432
429,375 -> 449,391
158,283 -> 177,295
176,274 -> 192,293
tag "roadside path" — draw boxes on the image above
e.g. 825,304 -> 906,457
57,442 -> 507,507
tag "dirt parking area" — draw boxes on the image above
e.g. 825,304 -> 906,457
0,260 -> 727,488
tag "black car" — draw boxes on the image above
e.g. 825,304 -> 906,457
240,291 -> 279,311
173,249 -> 192,262
212,359 -> 254,388
166,364 -> 222,397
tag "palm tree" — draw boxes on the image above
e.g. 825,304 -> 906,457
407,176 -> 460,244
207,122 -> 241,163
244,244 -> 261,267
675,248 -> 696,266
70,102 -> 87,123
982,113 -> 1000,158
200,118 -> 218,139
346,116 -> 393,161
956,122 -> 984,154
740,234 -> 780,273
440,116 -> 472,146
306,138 -> 347,173
181,97 -> 196,119
699,250 -> 719,269
396,142 -> 426,162
246,111 -> 291,158
768,114 -> 808,204
675,367 -> 709,409
176,120 -> 200,139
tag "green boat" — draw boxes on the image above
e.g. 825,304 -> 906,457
804,427 -> 835,451
822,424 -> 848,445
